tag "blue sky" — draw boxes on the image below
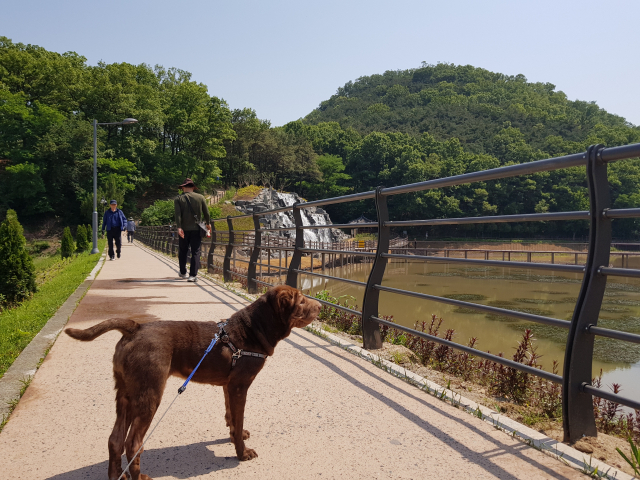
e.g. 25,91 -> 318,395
2,0 -> 639,126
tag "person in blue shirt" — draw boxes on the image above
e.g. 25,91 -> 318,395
102,200 -> 127,260
126,217 -> 136,243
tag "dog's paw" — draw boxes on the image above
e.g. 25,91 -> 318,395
240,448 -> 258,461
140,475 -> 153,480
242,429 -> 250,440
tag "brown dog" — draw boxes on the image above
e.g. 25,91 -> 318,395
65,285 -> 321,480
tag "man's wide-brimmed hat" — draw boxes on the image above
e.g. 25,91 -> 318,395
110,199 -> 117,205
128,217 -> 133,220
179,178 -> 197,189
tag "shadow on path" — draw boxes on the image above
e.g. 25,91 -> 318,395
45,440 -> 240,480
287,331 -> 572,480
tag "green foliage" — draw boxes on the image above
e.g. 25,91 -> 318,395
27,240 -> 50,256
0,240 -> 105,376
0,36 -> 234,222
75,225 -> 89,252
0,210 -> 36,304
236,185 -> 263,198
140,199 -> 175,226
208,205 -> 222,219
616,437 -> 640,476
60,226 -> 75,258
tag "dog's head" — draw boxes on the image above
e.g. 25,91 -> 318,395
271,285 -> 321,329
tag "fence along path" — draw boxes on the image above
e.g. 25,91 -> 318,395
139,141 -> 640,444
0,241 -> 584,479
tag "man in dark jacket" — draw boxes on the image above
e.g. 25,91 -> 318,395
174,178 -> 211,281
102,200 -> 127,260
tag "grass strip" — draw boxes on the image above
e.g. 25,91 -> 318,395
0,240 -> 105,378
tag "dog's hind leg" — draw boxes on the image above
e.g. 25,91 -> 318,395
124,389 -> 162,480
108,375 -> 131,480
224,385 -> 249,441
228,381 -> 257,460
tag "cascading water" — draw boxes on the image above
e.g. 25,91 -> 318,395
233,189 -> 347,244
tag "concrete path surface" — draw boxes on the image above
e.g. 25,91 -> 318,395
0,242 -> 584,479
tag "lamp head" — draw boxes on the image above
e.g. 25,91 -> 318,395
121,118 -> 138,125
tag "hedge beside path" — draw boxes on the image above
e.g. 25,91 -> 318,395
0,241 -> 105,378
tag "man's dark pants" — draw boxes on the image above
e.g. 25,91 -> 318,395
107,228 -> 122,258
127,231 -> 134,243
178,229 -> 202,276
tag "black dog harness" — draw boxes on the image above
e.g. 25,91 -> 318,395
217,321 -> 267,368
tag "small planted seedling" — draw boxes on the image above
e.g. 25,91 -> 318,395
616,436 -> 640,476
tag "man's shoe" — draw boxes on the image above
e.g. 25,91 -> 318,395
187,276 -> 198,282
178,273 -> 188,279
109,256 -> 114,261
117,253 -> 121,259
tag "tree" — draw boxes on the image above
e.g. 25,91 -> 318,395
0,209 -> 36,304
60,226 -> 75,258
140,200 -> 175,226
76,225 -> 89,252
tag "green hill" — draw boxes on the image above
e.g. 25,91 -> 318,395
305,63 -> 639,164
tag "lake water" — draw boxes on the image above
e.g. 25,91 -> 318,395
299,260 -> 640,402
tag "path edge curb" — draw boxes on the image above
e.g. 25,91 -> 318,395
0,251 -> 107,422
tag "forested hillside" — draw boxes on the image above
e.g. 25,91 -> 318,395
1,39 -> 639,238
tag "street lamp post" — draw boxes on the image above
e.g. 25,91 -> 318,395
91,118 -> 138,254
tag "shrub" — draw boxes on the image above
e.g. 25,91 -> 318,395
75,225 -> 89,252
209,205 -> 222,220
140,200 -> 174,226
27,240 -> 50,256
0,210 -> 37,304
60,227 -> 75,258
236,185 -> 263,199
86,224 -> 93,246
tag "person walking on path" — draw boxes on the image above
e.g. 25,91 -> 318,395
102,200 -> 127,260
126,217 -> 136,243
174,178 -> 210,282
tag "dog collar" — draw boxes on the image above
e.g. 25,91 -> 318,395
217,321 -> 267,368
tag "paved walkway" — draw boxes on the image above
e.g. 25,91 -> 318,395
0,241 -> 583,479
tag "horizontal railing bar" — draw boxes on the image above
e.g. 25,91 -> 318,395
233,230 -> 258,233
255,279 -> 277,287
257,227 -> 296,231
304,294 -> 362,316
254,205 -> 294,215
228,214 -> 253,220
419,248 -> 588,254
381,152 -> 587,196
230,272 -> 247,279
600,142 -> 640,163
587,325 -> 640,344
604,208 -> 640,219
298,223 -> 378,230
385,211 -> 589,227
374,285 -> 570,328
208,253 -> 225,258
581,384 -> 640,411
253,262 -> 289,270
371,316 -> 562,384
299,248 -> 377,257
301,190 -> 376,208
599,267 -> 640,278
294,269 -> 367,286
382,253 -> 586,273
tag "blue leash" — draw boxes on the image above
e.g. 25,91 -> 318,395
178,335 -> 219,394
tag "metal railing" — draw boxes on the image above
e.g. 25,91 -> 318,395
138,141 -> 640,443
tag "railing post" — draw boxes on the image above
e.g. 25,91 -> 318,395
207,221 -> 216,274
563,144 -> 611,443
286,204 -> 303,288
361,187 -> 389,350
223,216 -> 234,282
247,214 -> 261,293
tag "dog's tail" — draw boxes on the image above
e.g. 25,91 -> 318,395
65,319 -> 140,342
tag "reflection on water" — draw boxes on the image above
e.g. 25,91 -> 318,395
300,260 -> 640,401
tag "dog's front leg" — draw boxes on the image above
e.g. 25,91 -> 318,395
224,385 -> 250,441
227,382 -> 257,460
